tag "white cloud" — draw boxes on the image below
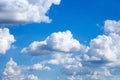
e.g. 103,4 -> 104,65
48,53 -> 82,70
47,53 -> 84,78
90,69 -> 112,80
30,63 -> 51,71
1,58 -> 25,80
62,20 -> 120,80
0,0 -> 61,24
104,20 -> 120,33
81,20 -> 120,62
67,75 -> 82,80
9,19 -> 120,79
2,58 -> 20,76
88,34 -> 114,61
34,20 -> 120,80
1,58 -> 50,80
27,74 -> 39,80
21,30 -> 88,55
0,28 -> 15,54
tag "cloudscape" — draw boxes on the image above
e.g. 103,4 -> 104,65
0,0 -> 120,80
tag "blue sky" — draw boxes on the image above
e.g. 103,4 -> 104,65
0,0 -> 120,80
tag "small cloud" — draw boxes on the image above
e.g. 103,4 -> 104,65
0,28 -> 15,54
104,20 -> 120,34
29,63 -> 51,71
1,58 -> 43,80
27,74 -> 39,80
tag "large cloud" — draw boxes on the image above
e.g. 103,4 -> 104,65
37,20 -> 120,80
0,28 -> 15,54
0,0 -> 61,24
21,30 -> 88,55
5,20 -> 120,80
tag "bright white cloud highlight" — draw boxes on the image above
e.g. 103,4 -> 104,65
0,0 -> 61,24
0,28 -> 15,54
22,30 -> 87,55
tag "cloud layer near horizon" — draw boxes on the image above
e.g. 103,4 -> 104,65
0,0 -> 61,24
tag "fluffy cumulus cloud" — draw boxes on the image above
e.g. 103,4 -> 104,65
88,33 -> 120,61
30,20 -> 120,80
27,74 -> 39,80
46,52 -> 115,80
21,30 -> 88,55
48,53 -> 82,71
0,58 -> 51,80
104,20 -> 120,33
2,19 -> 120,80
0,28 -> 15,54
62,20 -> 120,79
87,20 -> 120,62
1,58 -> 24,80
0,0 -> 61,24
29,63 -> 51,71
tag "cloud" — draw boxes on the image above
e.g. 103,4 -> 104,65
62,20 -> 120,79
48,53 -> 73,65
27,74 -> 39,80
21,30 -> 88,55
29,63 -> 51,71
88,33 -> 120,61
5,19 -> 119,80
48,53 -> 82,70
56,54 -> 117,80
30,20 -> 120,80
66,68 -> 112,80
104,20 -> 120,33
1,58 -> 50,80
1,58 -> 25,80
0,0 -> 61,24
46,52 -> 114,80
0,28 -> 15,54
87,20 -> 120,62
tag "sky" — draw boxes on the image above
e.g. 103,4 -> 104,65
0,0 -> 120,80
